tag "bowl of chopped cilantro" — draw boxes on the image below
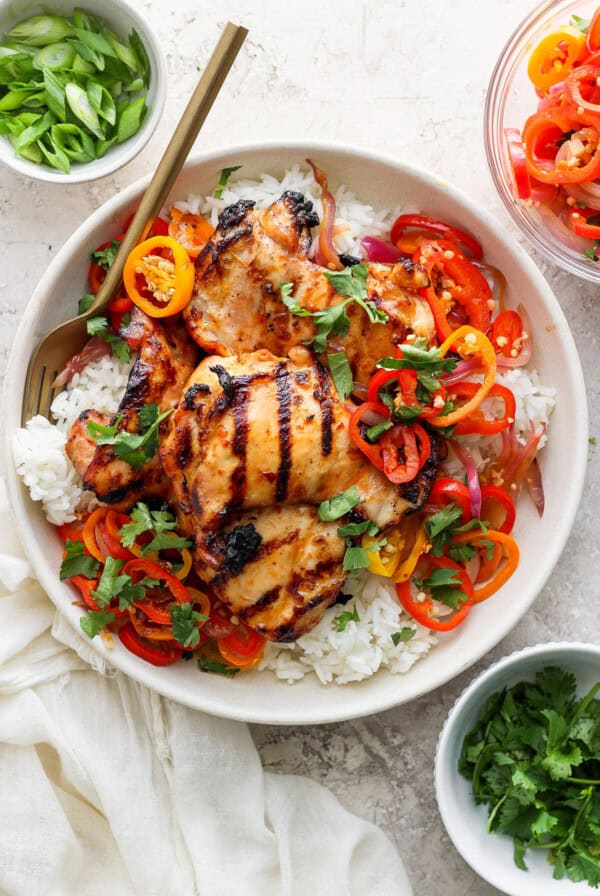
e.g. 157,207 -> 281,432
435,641 -> 600,895
0,0 -> 166,182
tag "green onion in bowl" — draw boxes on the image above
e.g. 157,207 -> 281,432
0,7 -> 150,173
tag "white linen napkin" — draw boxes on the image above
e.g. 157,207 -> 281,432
0,481 -> 412,896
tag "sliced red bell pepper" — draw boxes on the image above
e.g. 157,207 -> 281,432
479,484 -> 516,534
348,401 -> 390,470
396,556 -> 474,631
118,622 -> 183,666
450,382 -> 516,436
428,477 -> 472,523
391,214 -> 483,260
379,424 -> 421,484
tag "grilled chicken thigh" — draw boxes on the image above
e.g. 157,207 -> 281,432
66,309 -> 198,507
161,349 -> 441,640
183,192 -> 435,384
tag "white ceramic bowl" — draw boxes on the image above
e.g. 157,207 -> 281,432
1,142 -> 589,724
435,641 -> 600,896
0,0 -> 166,183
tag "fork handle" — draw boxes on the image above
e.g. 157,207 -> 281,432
88,21 -> 248,317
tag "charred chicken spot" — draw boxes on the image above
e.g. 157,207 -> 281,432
218,199 -> 255,231
210,364 -> 235,407
399,257 -> 430,288
338,252 -> 362,267
281,190 -> 320,231
221,523 -> 262,575
183,382 -> 211,409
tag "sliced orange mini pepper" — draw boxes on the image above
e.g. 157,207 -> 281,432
450,530 -> 519,603
168,207 -> 214,259
123,235 -> 194,318
429,325 -> 497,429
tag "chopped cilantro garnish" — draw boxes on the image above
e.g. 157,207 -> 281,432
414,566 -> 467,610
584,244 -> 599,261
59,539 -> 100,581
366,420 -> 394,442
318,486 -> 362,521
337,520 -> 379,538
391,627 -> 416,645
343,542 -> 385,573
280,264 -> 388,353
80,608 -> 115,639
87,404 -> 173,471
171,602 -> 208,649
214,165 -> 242,199
91,239 -> 121,270
78,293 -> 95,314
425,503 -> 489,557
86,315 -> 131,363
459,667 -> 600,887
327,350 -> 353,400
197,655 -> 239,676
335,604 -> 360,631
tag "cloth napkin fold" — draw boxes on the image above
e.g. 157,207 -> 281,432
0,481 -> 412,896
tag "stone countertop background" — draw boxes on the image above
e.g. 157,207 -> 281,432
1,1 -> 598,893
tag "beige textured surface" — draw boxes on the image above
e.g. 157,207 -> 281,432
1,1 -> 598,893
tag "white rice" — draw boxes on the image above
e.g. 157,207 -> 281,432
12,165 -> 556,685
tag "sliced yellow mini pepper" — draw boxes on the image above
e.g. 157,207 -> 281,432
123,235 -> 194,318
393,526 -> 429,583
429,325 -> 497,429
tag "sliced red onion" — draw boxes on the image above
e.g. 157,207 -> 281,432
442,359 -> 483,386
450,439 -> 482,518
307,158 -> 343,271
358,406 -> 388,426
496,303 -> 533,369
536,202 -> 591,253
360,235 -> 402,264
53,336 -> 111,388
525,457 -> 545,517
563,180 -> 600,209
472,261 -> 507,308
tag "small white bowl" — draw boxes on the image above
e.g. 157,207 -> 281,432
435,642 -> 600,896
0,0 -> 166,183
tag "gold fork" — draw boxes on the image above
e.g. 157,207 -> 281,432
22,21 -> 248,425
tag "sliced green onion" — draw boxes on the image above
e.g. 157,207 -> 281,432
0,9 -> 151,171
6,15 -> 73,47
34,41 -> 76,71
65,82 -> 103,138
116,95 -> 146,143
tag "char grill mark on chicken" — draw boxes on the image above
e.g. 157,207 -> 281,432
183,192 -> 435,383
160,350 -> 441,641
65,309 -> 198,508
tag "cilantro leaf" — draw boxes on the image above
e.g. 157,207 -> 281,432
78,292 -> 95,314
171,602 -> 208,649
323,263 -> 369,300
584,241 -> 599,261
80,608 -> 115,638
343,544 -> 377,572
335,604 -> 360,631
417,566 -> 467,610
318,486 -> 362,521
144,532 -> 192,554
214,164 -> 241,199
90,239 -> 121,270
59,539 -> 100,580
391,628 -> 416,645
87,405 -> 173,471
459,667 -> 600,887
327,351 -> 353,400
377,342 -> 457,379
336,520 -> 379,537
280,264 -> 388,354
197,655 -> 239,676
91,556 -> 125,607
86,314 -> 131,363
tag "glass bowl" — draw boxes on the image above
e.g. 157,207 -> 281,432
485,0 -> 600,282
